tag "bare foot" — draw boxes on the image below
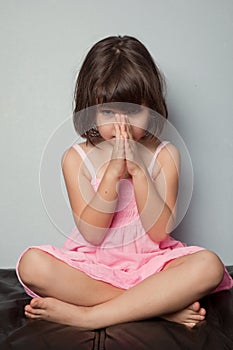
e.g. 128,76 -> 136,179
162,301 -> 206,328
24,297 -> 91,328
25,298 -> 206,330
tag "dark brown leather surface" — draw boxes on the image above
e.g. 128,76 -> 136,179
0,268 -> 232,349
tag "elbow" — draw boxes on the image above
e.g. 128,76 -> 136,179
158,231 -> 169,242
146,206 -> 175,243
84,235 -> 106,246
153,211 -> 176,242
148,229 -> 169,243
147,220 -> 170,242
79,229 -> 106,246
75,219 -> 107,246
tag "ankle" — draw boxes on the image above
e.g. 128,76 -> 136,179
78,306 -> 99,330
85,305 -> 107,330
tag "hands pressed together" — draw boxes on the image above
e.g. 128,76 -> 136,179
108,114 -> 145,179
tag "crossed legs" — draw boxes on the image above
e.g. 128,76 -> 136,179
18,248 -> 224,329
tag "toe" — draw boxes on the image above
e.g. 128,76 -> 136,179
189,302 -> 206,317
25,306 -> 44,315
31,297 -> 43,308
24,304 -> 31,312
188,314 -> 205,322
199,307 -> 206,316
189,301 -> 200,312
185,322 -> 196,329
25,311 -> 41,319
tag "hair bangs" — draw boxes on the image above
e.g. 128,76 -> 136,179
95,65 -> 145,107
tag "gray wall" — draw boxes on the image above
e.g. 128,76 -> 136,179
1,0 -> 232,267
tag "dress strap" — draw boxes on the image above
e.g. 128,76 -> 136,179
147,141 -> 170,177
72,144 -> 96,180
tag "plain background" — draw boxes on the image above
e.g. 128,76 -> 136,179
0,0 -> 232,267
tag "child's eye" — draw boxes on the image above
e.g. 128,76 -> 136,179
127,107 -> 141,115
101,110 -> 115,117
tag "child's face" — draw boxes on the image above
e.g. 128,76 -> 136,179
96,104 -> 149,141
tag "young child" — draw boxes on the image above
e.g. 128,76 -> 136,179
17,35 -> 233,329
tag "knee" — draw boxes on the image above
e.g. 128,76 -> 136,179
196,250 -> 224,290
18,248 -> 47,287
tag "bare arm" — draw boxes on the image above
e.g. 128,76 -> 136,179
132,143 -> 180,242
121,113 -> 180,242
61,147 -> 119,245
62,127 -> 126,245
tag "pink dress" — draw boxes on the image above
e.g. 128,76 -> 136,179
16,142 -> 233,298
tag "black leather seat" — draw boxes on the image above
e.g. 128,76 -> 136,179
0,268 -> 232,350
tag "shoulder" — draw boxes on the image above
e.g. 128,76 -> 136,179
61,142 -> 91,178
61,142 -> 88,165
157,142 -> 180,165
61,146 -> 79,168
152,142 -> 180,180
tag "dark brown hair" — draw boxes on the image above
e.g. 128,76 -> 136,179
73,35 -> 168,144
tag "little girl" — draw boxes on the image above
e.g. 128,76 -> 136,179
17,35 -> 233,329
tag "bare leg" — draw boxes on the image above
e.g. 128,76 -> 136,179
159,256 -> 207,327
18,248 -> 124,306
21,250 -> 224,329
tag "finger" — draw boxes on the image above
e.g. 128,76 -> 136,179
114,121 -> 120,139
115,113 -> 120,125
120,134 -> 126,158
113,117 -> 125,159
120,114 -> 128,139
118,114 -> 126,152
114,114 -> 120,134
124,136 -> 132,161
125,115 -> 133,139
